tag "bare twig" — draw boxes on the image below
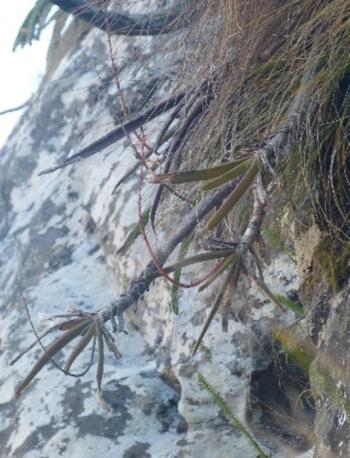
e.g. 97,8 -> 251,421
240,174 -> 266,248
10,322 -> 63,366
0,98 -> 31,117
100,182 -> 235,322
109,145 -> 266,328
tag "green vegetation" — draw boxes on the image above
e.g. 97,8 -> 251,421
198,373 -> 269,458
13,0 -> 53,51
11,4 -> 350,445
117,208 -> 151,256
310,239 -> 350,293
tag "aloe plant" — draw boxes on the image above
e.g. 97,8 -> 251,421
13,311 -> 122,409
15,319 -> 92,396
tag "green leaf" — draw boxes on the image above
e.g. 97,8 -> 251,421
171,234 -> 194,314
13,0 -> 53,51
16,319 -> 91,395
207,161 -> 259,231
117,207 -> 150,255
201,159 -> 252,191
192,255 -> 242,355
154,159 -> 248,184
275,294 -> 304,317
198,373 -> 269,457
274,328 -> 313,373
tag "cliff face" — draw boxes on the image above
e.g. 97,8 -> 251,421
0,1 -> 348,457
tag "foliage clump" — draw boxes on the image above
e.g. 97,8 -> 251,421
10,5 -> 350,445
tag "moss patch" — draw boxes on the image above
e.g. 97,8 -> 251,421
297,228 -> 350,307
310,361 -> 350,416
310,238 -> 350,293
263,226 -> 295,260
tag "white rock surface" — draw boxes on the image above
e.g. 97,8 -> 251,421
0,2 -> 313,457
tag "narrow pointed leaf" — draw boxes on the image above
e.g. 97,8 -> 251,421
222,259 -> 242,331
275,294 -> 304,317
64,323 -> 96,372
207,162 -> 259,231
248,272 -> 285,312
171,234 -> 194,314
198,254 -> 236,292
165,249 -> 235,273
117,207 -> 150,255
11,322 -> 62,366
16,319 -> 91,395
154,159 -> 248,184
95,320 -> 109,409
58,317 -> 87,331
99,320 -> 122,360
202,160 -> 252,191
192,256 -> 242,355
103,334 -> 122,361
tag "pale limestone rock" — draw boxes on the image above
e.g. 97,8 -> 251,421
0,1 -> 315,457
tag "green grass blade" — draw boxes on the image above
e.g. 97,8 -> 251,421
274,327 -> 313,373
201,160 -> 252,191
275,294 -> 304,317
198,373 -> 269,457
207,162 -> 259,231
16,319 -> 91,395
171,234 -> 194,314
154,159 -> 248,184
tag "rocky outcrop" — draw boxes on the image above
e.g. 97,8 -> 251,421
0,1 -> 333,457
